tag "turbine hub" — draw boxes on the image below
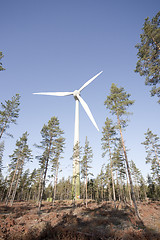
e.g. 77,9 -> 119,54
73,90 -> 80,99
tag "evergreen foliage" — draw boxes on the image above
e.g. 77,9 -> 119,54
142,129 -> 160,184
101,117 -> 117,157
130,160 -> 147,201
147,174 -> 160,200
51,134 -> 65,203
101,117 -> 117,204
81,137 -> 93,206
35,116 -> 65,211
0,52 -> 5,71
0,83 -> 160,210
112,140 -> 126,181
104,83 -> 134,123
0,94 -> 20,139
104,84 -> 140,219
71,142 -> 81,202
135,11 -> 160,103
5,132 -> 32,205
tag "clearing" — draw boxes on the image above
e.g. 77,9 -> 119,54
0,200 -> 160,240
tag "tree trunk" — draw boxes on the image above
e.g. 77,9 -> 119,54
120,177 -> 124,203
38,158 -> 49,212
0,122 -> 7,139
10,166 -> 22,206
53,161 -> 59,205
109,145 -> 116,207
5,157 -> 20,205
38,139 -> 52,212
37,170 -> 43,204
96,184 -> 99,202
117,116 -> 140,219
108,179 -> 112,201
116,175 -> 121,202
101,181 -> 104,201
125,167 -> 132,205
85,173 -> 88,207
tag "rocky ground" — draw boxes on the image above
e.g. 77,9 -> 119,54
0,200 -> 160,240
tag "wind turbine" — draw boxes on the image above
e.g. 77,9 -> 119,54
33,71 -> 103,200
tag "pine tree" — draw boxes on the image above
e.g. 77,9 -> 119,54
51,134 -> 65,204
0,94 -> 20,139
135,11 -> 160,103
142,129 -> 160,184
95,164 -> 106,202
0,177 -> 8,202
0,52 -> 5,71
65,176 -> 72,200
139,175 -> 147,201
87,178 -> 95,200
17,169 -> 30,201
35,116 -> 64,211
104,83 -> 140,219
147,174 -> 157,200
56,176 -> 72,200
112,140 -> 126,182
104,163 -> 112,201
112,140 -> 126,203
130,160 -> 143,201
71,142 -> 81,203
6,132 -> 32,206
81,137 -> 93,207
25,168 -> 39,201
102,117 -> 117,206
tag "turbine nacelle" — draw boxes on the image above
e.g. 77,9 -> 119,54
73,90 -> 80,99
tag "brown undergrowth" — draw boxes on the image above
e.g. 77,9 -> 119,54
0,200 -> 159,240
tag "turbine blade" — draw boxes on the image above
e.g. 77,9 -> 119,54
33,92 -> 73,96
79,71 -> 103,92
77,95 -> 99,131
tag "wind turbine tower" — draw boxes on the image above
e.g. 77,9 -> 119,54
33,71 -> 103,200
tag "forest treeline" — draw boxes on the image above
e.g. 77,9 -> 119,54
0,84 -> 159,213
0,11 -> 160,215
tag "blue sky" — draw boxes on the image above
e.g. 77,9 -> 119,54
1,1 -> 160,181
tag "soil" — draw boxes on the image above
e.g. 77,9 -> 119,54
0,200 -> 160,240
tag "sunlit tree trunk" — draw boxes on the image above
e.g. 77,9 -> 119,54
85,174 -> 88,207
109,146 -> 116,207
53,161 -> 59,205
10,163 -> 23,206
5,157 -> 20,205
118,116 -> 140,219
38,156 -> 49,212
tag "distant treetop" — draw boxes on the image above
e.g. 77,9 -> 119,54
0,52 -> 5,71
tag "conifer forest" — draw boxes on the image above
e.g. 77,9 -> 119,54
0,10 -> 160,240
